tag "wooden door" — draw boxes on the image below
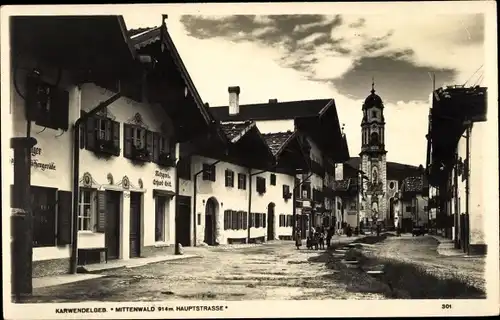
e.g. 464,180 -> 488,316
105,190 -> 120,260
267,203 -> 275,241
204,199 -> 215,245
129,192 -> 141,258
176,195 -> 191,246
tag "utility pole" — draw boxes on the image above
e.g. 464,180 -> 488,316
11,136 -> 38,301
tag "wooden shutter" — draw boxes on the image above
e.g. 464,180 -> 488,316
153,132 -> 160,163
111,120 -> 121,156
50,87 -> 70,131
243,212 -> 248,229
123,124 -> 133,158
86,117 -> 96,151
202,164 -> 210,180
211,164 -> 217,181
169,138 -> 176,159
237,211 -> 242,229
146,130 -> 154,161
225,170 -> 229,187
56,190 -> 72,245
224,210 -> 229,230
263,213 -> 266,228
96,190 -> 107,233
230,210 -> 236,229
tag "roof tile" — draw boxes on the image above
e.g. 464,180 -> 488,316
220,121 -> 253,141
262,131 -> 295,155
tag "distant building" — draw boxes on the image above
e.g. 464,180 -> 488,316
211,96 -> 350,239
333,83 -> 424,230
393,176 -> 429,232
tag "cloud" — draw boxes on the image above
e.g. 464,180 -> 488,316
122,12 -> 484,166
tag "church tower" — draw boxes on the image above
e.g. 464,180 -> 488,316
360,79 -> 388,225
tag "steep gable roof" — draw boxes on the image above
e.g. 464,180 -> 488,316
262,131 -> 296,156
220,121 -> 255,143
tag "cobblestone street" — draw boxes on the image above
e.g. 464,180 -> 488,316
23,238 -> 384,303
19,235 -> 487,303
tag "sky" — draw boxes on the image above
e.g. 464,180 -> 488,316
123,9 -> 486,167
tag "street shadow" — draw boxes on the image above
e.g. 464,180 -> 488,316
308,235 -> 486,299
362,256 -> 486,299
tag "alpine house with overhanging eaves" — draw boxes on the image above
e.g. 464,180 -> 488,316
210,94 -> 350,240
9,15 -> 143,279
426,85 -> 488,255
8,15 -> 231,281
176,90 -> 311,246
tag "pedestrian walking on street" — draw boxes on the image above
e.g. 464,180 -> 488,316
295,229 -> 302,250
318,231 -> 325,250
326,226 -> 333,248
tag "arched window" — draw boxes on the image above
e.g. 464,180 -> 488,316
370,132 -> 379,145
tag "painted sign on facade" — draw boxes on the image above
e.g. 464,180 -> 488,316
153,170 -> 173,188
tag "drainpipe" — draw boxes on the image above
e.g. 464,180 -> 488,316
193,159 -> 222,246
70,91 -> 122,274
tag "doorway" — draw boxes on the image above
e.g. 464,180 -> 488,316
267,203 -> 275,241
204,197 -> 218,245
129,192 -> 142,258
176,195 -> 191,246
105,190 -> 121,260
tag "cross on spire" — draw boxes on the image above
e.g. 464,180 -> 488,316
371,77 -> 376,94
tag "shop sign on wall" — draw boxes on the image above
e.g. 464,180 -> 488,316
153,170 -> 172,188
10,147 -> 56,171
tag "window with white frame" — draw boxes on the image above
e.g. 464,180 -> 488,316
132,126 -> 146,149
78,189 -> 96,231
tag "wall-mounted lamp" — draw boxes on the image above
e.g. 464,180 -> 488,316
221,202 -> 224,207
202,199 -> 206,206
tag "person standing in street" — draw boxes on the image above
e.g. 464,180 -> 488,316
295,229 -> 302,250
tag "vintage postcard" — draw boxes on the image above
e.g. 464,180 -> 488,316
1,2 -> 499,319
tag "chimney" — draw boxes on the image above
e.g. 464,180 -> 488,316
269,99 -> 278,103
228,86 -> 240,115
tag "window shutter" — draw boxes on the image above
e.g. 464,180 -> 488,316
153,132 -> 160,163
211,165 -> 217,182
243,212 -> 248,229
231,210 -> 237,229
225,170 -> 229,187
238,211 -> 243,229
86,117 -> 96,151
50,88 -> 70,131
202,164 -> 210,180
169,139 -> 176,159
123,124 -> 133,158
263,213 -> 266,228
56,190 -> 72,246
146,130 -> 154,162
96,190 -> 107,233
112,120 -> 121,156
224,210 -> 229,230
